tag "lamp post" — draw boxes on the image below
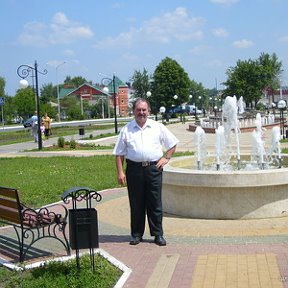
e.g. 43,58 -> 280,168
159,106 -> 166,124
277,100 -> 286,139
17,61 -> 47,150
102,75 -> 118,134
214,105 -> 218,117
194,96 -> 201,122
56,61 -> 66,122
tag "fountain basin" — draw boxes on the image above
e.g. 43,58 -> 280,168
163,156 -> 288,219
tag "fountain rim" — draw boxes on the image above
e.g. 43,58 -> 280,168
164,155 -> 288,175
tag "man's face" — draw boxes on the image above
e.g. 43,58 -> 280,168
134,101 -> 149,126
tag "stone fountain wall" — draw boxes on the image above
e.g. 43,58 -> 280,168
162,156 -> 288,219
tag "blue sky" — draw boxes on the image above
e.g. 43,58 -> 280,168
1,0 -> 288,95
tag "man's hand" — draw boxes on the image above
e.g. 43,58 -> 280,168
156,157 -> 170,169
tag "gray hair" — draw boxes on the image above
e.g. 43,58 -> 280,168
132,98 -> 151,111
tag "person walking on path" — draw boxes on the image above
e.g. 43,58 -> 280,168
113,98 -> 179,246
31,111 -> 38,142
42,113 -> 51,139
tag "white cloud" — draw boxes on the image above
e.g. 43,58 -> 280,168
279,35 -> 288,43
212,28 -> 229,37
95,7 -> 205,49
18,12 -> 94,47
189,45 -> 213,55
210,0 -> 239,4
207,59 -> 224,68
232,39 -> 254,48
64,49 -> 76,57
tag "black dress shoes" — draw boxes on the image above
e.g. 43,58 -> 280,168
129,236 -> 142,245
154,235 -> 166,246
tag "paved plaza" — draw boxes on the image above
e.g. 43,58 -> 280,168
1,121 -> 288,287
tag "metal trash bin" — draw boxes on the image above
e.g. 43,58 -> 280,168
79,126 -> 85,136
61,187 -> 102,270
69,208 -> 99,249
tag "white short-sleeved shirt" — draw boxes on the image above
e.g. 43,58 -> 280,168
113,118 -> 179,162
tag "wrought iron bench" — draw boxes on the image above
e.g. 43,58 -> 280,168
0,186 -> 70,262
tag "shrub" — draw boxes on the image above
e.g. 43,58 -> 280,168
57,137 -> 65,148
69,139 -> 77,149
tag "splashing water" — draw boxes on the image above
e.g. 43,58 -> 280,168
215,125 -> 225,170
194,126 -> 206,170
251,113 -> 266,169
222,95 -> 241,166
270,126 -> 282,167
193,96 -> 281,171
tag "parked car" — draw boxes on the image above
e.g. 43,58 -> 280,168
23,117 -> 34,128
185,105 -> 202,115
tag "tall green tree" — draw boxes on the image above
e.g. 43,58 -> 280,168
130,68 -> 152,99
223,53 -> 282,107
151,57 -> 190,114
13,88 -> 36,119
0,76 -> 5,96
40,83 -> 57,104
257,52 -> 282,103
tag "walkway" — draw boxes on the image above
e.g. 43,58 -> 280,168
1,121 -> 288,288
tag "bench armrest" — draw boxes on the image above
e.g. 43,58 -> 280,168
22,205 -> 68,227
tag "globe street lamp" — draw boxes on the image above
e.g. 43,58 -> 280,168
277,99 -> 286,139
146,91 -> 151,98
102,75 -> 118,134
159,106 -> 166,124
56,61 -> 66,122
17,61 -> 47,150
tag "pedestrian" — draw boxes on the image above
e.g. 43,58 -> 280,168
113,98 -> 179,246
40,121 -> 45,141
31,111 -> 38,142
42,113 -> 51,139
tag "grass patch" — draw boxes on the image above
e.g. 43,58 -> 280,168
0,254 -> 122,288
0,124 -> 121,146
0,156 -> 118,208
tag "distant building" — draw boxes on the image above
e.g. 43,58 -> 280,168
59,76 -> 129,117
264,86 -> 288,106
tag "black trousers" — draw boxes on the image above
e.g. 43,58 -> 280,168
126,161 -> 163,238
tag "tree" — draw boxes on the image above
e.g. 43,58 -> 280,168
257,52 -> 282,103
223,53 -> 282,107
61,96 -> 82,120
2,95 -> 18,123
0,77 -> 5,96
151,57 -> 190,114
64,76 -> 88,88
13,88 -> 36,119
130,68 -> 152,99
40,83 -> 57,104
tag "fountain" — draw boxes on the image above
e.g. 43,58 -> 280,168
163,96 -> 288,220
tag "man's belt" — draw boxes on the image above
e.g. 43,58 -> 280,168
126,159 -> 158,167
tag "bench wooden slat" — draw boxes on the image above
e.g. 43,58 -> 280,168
0,205 -> 21,224
0,187 -> 19,199
0,197 -> 19,209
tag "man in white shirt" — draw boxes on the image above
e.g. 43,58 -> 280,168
113,98 -> 179,246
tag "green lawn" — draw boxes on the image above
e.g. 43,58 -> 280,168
0,155 -> 121,288
0,124 -> 120,146
0,156 -> 118,208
